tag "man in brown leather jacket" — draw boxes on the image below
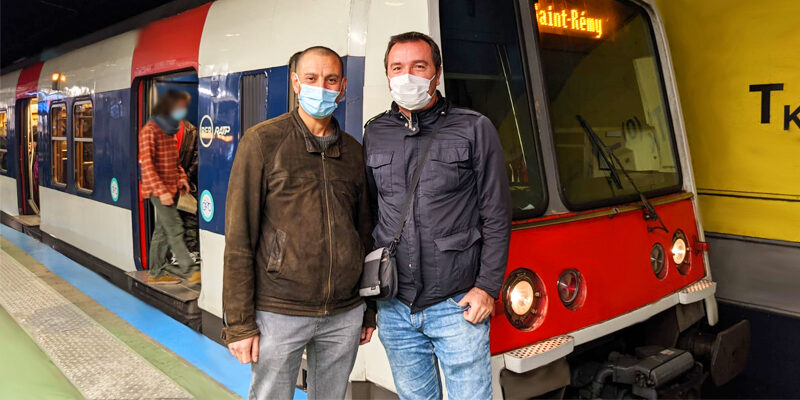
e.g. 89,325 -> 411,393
222,46 -> 375,400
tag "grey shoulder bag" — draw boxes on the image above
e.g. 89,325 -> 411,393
359,114 -> 446,300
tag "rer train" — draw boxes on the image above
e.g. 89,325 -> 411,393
0,0 -> 750,397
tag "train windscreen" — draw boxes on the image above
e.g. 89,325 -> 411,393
533,0 -> 681,210
441,0 -> 547,219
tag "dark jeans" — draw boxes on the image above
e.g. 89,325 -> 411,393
149,196 -> 195,277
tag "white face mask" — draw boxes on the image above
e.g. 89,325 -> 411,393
389,73 -> 434,111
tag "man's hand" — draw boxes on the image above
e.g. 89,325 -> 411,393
458,287 -> 495,324
227,335 -> 259,364
158,192 -> 174,206
179,180 -> 190,195
360,327 -> 375,345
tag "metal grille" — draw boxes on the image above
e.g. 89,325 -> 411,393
506,335 -> 573,359
241,72 -> 269,134
0,249 -> 192,399
681,279 -> 715,294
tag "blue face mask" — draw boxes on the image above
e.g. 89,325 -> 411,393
171,107 -> 188,121
298,83 -> 340,119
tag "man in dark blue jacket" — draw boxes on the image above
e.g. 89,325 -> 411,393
364,31 -> 511,399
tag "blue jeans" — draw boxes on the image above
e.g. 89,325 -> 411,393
377,293 -> 491,400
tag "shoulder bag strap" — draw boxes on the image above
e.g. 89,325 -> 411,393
390,112 -> 447,251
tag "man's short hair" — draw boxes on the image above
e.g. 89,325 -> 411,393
384,31 -> 442,72
294,46 -> 344,75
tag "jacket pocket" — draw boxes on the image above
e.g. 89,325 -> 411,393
434,227 -> 482,293
422,145 -> 469,196
267,228 -> 287,273
367,152 -> 394,197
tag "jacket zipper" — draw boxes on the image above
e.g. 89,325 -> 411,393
321,152 -> 334,315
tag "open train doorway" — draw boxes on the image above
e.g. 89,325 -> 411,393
130,69 -> 202,322
16,97 -> 40,220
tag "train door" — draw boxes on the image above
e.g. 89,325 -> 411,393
134,69 -> 200,277
16,97 -> 40,216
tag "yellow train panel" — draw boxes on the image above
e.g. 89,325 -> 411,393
656,0 -> 800,242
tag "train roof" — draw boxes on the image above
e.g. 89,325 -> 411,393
0,0 -> 368,100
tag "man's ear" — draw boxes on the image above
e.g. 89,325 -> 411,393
430,68 -> 443,93
337,77 -> 348,103
290,73 -> 301,95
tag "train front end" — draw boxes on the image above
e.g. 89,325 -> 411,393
469,1 -> 751,398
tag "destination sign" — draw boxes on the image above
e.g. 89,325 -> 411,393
534,2 -> 607,39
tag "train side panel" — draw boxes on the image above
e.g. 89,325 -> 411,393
34,32 -> 138,271
0,70 -> 21,216
655,0 -> 800,315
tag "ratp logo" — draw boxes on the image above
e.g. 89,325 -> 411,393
199,114 -> 234,148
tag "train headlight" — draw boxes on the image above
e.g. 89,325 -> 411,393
502,269 -> 546,331
557,269 -> 582,308
672,230 -> 688,265
672,230 -> 691,275
509,280 -> 534,315
651,243 -> 666,279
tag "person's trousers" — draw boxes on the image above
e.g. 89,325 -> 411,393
178,209 -> 199,253
148,196 -> 194,276
249,303 -> 365,400
377,293 -> 492,400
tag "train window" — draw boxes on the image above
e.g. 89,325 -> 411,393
241,72 -> 268,133
533,0 -> 681,209
0,111 -> 7,172
73,100 -> 94,192
50,104 -> 68,186
441,0 -> 547,218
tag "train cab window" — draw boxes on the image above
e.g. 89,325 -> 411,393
0,111 -> 7,172
533,0 -> 681,209
440,0 -> 547,219
73,100 -> 94,192
50,104 -> 68,186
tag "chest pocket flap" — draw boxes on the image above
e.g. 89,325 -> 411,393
367,152 -> 393,168
430,146 -> 469,164
367,151 -> 394,196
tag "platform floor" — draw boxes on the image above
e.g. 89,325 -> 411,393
0,225 -> 307,399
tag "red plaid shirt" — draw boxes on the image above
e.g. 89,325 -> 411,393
139,120 -> 187,198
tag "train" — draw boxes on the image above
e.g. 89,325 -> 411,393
0,0 -> 750,398
653,0 -> 799,396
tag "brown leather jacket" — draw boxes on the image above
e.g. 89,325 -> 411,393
178,120 -> 198,192
222,110 -> 374,344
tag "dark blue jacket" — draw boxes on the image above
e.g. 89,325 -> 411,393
364,96 -> 511,312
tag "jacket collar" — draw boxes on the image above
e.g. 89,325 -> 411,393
291,109 -> 342,158
389,91 -> 449,136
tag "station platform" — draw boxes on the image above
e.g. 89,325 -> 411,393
0,224 -> 307,400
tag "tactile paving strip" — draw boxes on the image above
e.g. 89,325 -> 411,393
0,249 -> 192,399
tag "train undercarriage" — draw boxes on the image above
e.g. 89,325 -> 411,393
500,303 -> 750,399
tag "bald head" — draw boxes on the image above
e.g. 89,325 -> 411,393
296,46 -> 343,76
290,45 -> 347,110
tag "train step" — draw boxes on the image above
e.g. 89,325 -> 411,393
127,270 -> 201,331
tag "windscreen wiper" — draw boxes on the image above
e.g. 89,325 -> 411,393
576,115 -> 668,233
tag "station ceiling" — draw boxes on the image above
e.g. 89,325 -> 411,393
1,0 -> 209,71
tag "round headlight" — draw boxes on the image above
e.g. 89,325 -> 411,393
557,269 -> 581,307
651,243 -> 666,279
502,269 -> 546,331
672,230 -> 688,265
509,280 -> 534,315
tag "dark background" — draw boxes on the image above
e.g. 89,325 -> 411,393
1,0 -> 208,72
